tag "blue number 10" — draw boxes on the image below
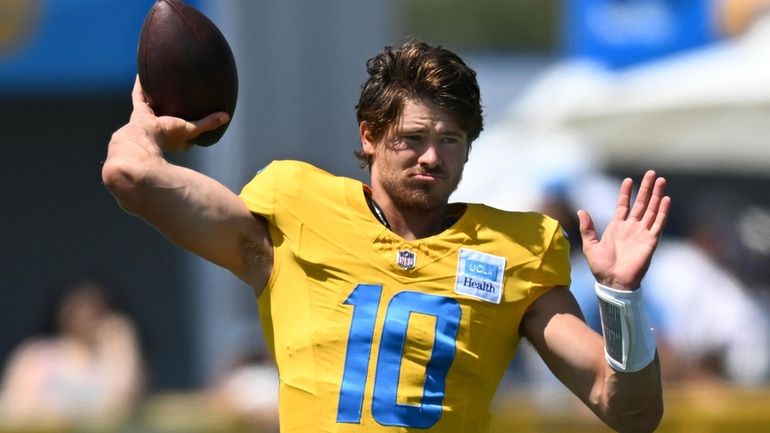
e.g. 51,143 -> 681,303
336,284 -> 461,428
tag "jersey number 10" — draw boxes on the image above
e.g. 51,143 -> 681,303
336,283 -> 462,428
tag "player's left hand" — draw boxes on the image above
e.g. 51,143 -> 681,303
577,170 -> 671,291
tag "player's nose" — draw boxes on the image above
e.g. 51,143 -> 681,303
417,139 -> 441,168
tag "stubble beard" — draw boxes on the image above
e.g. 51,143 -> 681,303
380,169 -> 464,212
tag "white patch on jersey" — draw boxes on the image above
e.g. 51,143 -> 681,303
454,248 -> 505,304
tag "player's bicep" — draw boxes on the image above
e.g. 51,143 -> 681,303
520,287 -> 606,407
122,162 -> 273,289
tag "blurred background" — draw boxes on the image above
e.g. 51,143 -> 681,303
1,0 -> 769,431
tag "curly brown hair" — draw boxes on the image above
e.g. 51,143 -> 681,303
354,40 -> 483,169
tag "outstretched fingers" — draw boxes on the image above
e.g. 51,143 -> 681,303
618,170 -> 671,238
650,195 -> 671,237
640,176 -> 667,227
613,178 -> 634,221
628,170 -> 657,220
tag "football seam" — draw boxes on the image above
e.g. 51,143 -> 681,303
165,0 -> 230,117
165,0 -> 207,50
140,3 -> 159,104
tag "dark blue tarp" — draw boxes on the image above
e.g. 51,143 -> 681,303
0,0 -> 202,94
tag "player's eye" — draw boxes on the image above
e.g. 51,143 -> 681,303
390,134 -> 419,150
441,134 -> 468,148
394,135 -> 423,149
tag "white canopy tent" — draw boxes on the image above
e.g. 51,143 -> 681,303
454,17 -> 770,218
511,17 -> 770,176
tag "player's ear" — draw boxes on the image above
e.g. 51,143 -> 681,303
359,121 -> 376,156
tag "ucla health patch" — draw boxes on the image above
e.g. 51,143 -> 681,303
454,249 -> 506,304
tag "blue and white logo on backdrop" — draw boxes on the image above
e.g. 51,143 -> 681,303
0,0 -> 204,94
564,0 -> 718,69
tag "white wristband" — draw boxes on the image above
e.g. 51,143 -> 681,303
595,282 -> 656,372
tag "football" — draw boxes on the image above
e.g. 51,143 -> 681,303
137,0 -> 238,146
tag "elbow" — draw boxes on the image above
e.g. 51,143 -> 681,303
102,149 -> 153,215
632,402 -> 664,433
600,356 -> 664,433
102,159 -> 142,216
102,158 -> 132,193
102,127 -> 157,197
102,157 -> 142,198
607,399 -> 664,433
646,398 -> 665,433
102,125 -> 165,215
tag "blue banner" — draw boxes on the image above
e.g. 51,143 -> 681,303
0,0 -> 202,94
564,0 -> 719,69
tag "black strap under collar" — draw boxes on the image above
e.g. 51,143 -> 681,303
365,192 -> 391,230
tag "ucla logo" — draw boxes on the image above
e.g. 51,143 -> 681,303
465,259 -> 498,280
0,0 -> 42,55
396,249 -> 416,270
454,249 -> 506,304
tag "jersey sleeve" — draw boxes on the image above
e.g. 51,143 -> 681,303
239,161 -> 279,223
527,217 -> 572,299
239,160 -> 338,234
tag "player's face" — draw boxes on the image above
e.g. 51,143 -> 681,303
363,97 -> 469,211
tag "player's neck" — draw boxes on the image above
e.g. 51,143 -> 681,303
367,191 -> 449,240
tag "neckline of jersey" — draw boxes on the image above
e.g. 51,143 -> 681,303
345,179 -> 478,245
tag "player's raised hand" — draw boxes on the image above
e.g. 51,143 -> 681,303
127,76 -> 229,152
577,170 -> 671,291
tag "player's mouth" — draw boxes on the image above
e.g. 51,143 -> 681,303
409,169 -> 444,181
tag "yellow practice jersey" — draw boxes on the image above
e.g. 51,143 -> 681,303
239,160 -> 571,433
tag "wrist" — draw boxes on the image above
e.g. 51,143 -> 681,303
595,279 -> 639,292
595,282 -> 656,372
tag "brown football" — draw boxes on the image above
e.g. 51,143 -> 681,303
137,0 -> 238,146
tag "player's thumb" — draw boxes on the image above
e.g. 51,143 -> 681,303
577,209 -> 598,246
191,112 -> 230,135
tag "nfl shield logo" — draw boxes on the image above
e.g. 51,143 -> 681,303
397,250 -> 416,270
